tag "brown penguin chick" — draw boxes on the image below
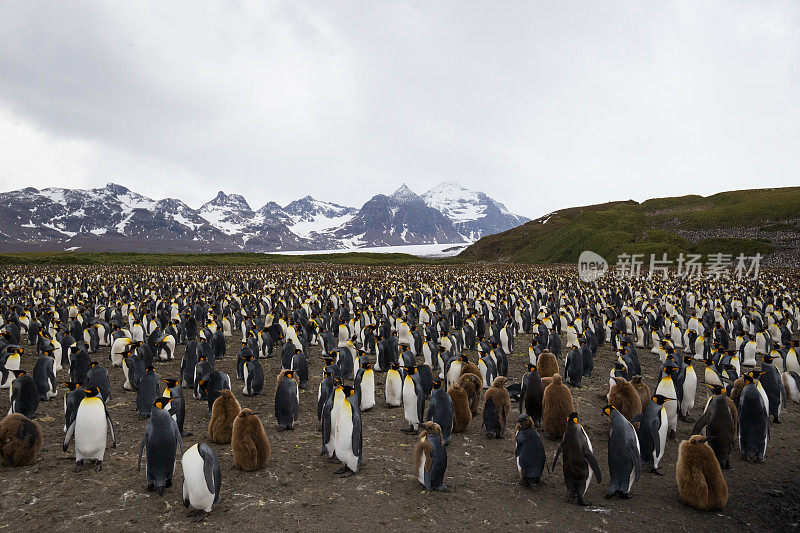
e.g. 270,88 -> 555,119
730,375 -> 746,406
460,362 -> 482,384
458,372 -> 483,415
231,408 -> 270,471
542,374 -> 574,440
631,376 -> 651,412
208,389 -> 242,444
483,376 -> 511,438
608,377 -> 643,421
0,413 -> 42,466
541,376 -> 554,389
676,435 -> 729,511
447,383 -> 472,432
413,421 -> 441,485
537,350 -> 559,381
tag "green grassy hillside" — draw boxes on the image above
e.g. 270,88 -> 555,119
459,187 -> 800,263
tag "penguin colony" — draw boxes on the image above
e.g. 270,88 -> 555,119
0,265 -> 798,527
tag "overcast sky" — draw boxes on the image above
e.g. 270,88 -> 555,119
0,1 -> 798,219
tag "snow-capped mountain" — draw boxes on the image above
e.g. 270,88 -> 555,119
332,185 -> 465,247
0,182 -> 528,252
422,182 -> 529,240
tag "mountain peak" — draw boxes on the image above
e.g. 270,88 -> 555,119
390,183 -> 420,203
104,182 -> 130,195
203,191 -> 252,212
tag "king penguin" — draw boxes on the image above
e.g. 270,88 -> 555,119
182,443 -> 221,515
63,386 -> 116,471
138,397 -> 184,495
604,405 -> 642,499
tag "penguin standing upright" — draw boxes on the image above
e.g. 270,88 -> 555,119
634,394 -> 672,474
63,386 -> 116,471
677,356 -> 697,421
760,354 -> 786,423
520,363 -> 544,426
738,374 -> 769,462
354,361 -> 375,411
552,412 -> 602,506
33,350 -> 58,401
676,435 -> 729,511
182,443 -> 221,515
425,379 -> 455,445
515,414 -> 546,486
655,367 -> 679,438
604,405 -> 642,499
242,355 -> 264,396
138,398 -> 184,495
208,389 -> 241,444
161,378 -> 189,437
231,409 -> 270,471
402,365 -> 426,433
275,370 -> 299,430
564,346 -> 583,387
385,362 -> 403,407
413,421 -> 448,491
692,385 -> 737,469
333,386 -> 362,477
61,381 -> 86,433
9,371 -> 39,419
483,376 -> 510,439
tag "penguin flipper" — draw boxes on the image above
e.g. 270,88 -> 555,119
137,432 -> 147,471
585,450 -> 602,484
105,406 -> 117,447
63,419 -> 76,452
691,411 -> 710,436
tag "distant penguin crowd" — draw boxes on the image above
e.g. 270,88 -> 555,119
0,264 -> 798,517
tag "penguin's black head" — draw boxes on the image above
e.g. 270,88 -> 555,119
526,363 -> 536,372
283,370 -> 295,380
198,379 -> 208,391
567,412 -> 579,424
146,366 -> 156,373
763,354 -> 775,364
61,381 -> 80,390
432,379 -> 443,389
12,370 -> 27,378
614,362 -> 626,371
705,384 -> 725,396
602,405 -> 614,417
162,378 -> 178,388
83,386 -> 101,397
152,397 -> 172,410
89,361 -> 99,368
389,362 -> 399,371
342,385 -> 356,398
743,373 -> 755,384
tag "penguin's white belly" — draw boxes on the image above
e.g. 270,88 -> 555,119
654,409 -> 668,468
75,400 -> 107,461
783,373 -> 800,403
656,381 -> 678,430
385,374 -> 402,406
182,446 -> 215,512
681,372 -> 697,415
334,410 -> 358,471
446,363 -> 462,390
417,455 -> 427,484
360,373 -> 375,410
243,366 -> 250,395
110,339 -> 129,367
403,383 -> 419,428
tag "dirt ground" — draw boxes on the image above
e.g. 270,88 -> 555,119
1,329 -> 798,532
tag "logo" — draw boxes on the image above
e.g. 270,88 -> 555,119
578,251 -> 608,282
